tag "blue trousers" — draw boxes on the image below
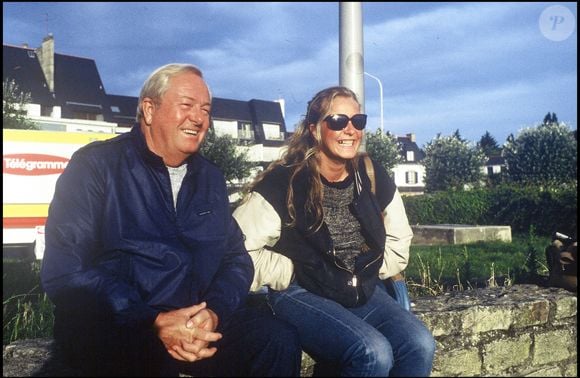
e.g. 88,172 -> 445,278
268,281 -> 435,377
55,305 -> 301,377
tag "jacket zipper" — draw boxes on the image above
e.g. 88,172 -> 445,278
332,245 -> 383,305
331,247 -> 359,304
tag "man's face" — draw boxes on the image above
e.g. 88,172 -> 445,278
142,71 -> 211,166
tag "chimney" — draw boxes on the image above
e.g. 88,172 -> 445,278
274,98 -> 285,118
36,33 -> 55,92
406,133 -> 416,143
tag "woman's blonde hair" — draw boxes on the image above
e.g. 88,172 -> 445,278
248,86 -> 362,231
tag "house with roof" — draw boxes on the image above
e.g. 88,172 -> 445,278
483,154 -> 506,176
3,34 -> 288,166
4,35 -> 132,133
392,133 -> 426,195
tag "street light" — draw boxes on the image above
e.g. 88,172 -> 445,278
363,71 -> 383,134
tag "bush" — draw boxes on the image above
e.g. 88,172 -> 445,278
404,183 -> 577,237
404,189 -> 491,225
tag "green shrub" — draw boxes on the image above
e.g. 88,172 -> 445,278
404,183 -> 577,237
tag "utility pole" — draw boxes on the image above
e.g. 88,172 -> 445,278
339,2 -> 364,112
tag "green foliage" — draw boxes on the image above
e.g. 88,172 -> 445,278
3,78 -> 38,130
406,234 -> 552,297
488,182 -> 577,237
404,188 -> 491,225
364,129 -> 403,174
3,261 -> 54,345
503,121 -> 577,185
403,182 -> 577,237
477,131 -> 501,157
201,127 -> 255,183
543,112 -> 558,125
423,133 -> 486,192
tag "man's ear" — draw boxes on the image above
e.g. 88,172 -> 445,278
142,98 -> 155,125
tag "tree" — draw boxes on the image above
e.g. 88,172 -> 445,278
477,131 -> 501,157
201,127 -> 254,184
423,133 -> 486,192
3,78 -> 38,130
543,112 -> 558,125
364,129 -> 403,174
452,129 -> 466,142
503,121 -> 577,185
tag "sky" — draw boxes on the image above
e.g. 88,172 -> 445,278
3,2 -> 577,147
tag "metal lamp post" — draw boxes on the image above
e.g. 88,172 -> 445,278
364,71 -> 384,134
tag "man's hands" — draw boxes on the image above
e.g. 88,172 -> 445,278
154,302 -> 222,362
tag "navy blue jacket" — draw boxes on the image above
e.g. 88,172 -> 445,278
41,125 -> 253,332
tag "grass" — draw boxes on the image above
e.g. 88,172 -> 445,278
3,260 -> 54,345
2,232 -> 553,345
405,233 -> 551,297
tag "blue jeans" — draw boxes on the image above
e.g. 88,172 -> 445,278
268,281 -> 435,377
56,305 -> 301,377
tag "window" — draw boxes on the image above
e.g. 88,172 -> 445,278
238,123 -> 253,140
263,123 -> 282,140
110,106 -> 120,113
406,150 -> 415,162
405,171 -> 418,184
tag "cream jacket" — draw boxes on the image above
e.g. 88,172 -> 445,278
233,188 -> 413,292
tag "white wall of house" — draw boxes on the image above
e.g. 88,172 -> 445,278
242,144 -> 285,162
25,103 -> 41,117
28,114 -> 129,134
482,165 -> 503,175
392,163 -> 426,190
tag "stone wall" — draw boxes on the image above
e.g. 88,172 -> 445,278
3,285 -> 576,377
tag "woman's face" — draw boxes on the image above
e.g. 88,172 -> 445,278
311,95 -> 363,165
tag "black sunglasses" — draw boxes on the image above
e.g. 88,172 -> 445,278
323,113 -> 367,131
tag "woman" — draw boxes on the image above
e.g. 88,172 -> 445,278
233,86 -> 435,376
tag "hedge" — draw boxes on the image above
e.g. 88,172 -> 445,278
403,183 -> 577,237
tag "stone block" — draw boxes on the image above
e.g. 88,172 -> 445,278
511,299 -> 550,328
431,347 -> 481,376
523,366 -> 564,376
483,334 -> 531,374
461,305 -> 512,334
533,330 -> 575,365
411,224 -> 512,245
554,295 -> 577,320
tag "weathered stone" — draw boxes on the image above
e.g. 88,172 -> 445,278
511,299 -> 550,328
411,224 -> 512,245
523,366 -> 563,377
431,347 -> 481,376
3,285 -> 576,377
564,362 -> 577,377
533,330 -> 575,365
554,295 -> 577,320
461,305 -> 512,334
483,334 -> 531,373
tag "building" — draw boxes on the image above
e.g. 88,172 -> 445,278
392,133 -> 426,195
3,35 -> 288,161
5,35 -> 432,193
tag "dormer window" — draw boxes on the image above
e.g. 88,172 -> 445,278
406,151 -> 415,162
